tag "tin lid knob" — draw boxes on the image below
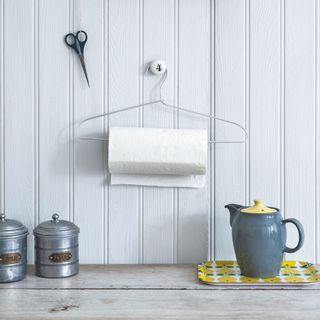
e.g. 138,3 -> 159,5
0,213 -> 5,222
52,213 -> 59,223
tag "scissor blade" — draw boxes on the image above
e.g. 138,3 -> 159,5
78,55 -> 90,88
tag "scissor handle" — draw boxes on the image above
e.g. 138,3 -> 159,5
64,33 -> 79,54
75,30 -> 87,55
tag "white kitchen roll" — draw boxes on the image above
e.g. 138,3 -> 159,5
108,127 -> 208,188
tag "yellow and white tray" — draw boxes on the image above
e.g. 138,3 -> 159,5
198,260 -> 320,286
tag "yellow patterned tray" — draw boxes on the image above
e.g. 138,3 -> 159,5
198,260 -> 320,286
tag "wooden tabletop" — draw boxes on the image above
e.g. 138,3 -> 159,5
0,264 -> 319,319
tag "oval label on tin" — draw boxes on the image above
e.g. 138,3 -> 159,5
0,252 -> 22,265
49,251 -> 72,263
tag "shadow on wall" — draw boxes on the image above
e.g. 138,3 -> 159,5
178,212 -> 208,263
55,124 -> 109,183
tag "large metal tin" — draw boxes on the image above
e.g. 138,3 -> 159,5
33,214 -> 80,278
0,213 -> 29,282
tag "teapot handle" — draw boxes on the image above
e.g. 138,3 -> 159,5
283,218 -> 305,253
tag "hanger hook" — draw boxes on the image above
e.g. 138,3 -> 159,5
146,60 -> 168,103
159,69 -> 168,102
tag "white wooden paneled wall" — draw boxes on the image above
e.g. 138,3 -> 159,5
0,0 -> 319,264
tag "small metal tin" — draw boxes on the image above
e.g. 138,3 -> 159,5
0,213 -> 29,282
33,213 -> 80,278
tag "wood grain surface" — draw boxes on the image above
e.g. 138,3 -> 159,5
0,265 -> 319,319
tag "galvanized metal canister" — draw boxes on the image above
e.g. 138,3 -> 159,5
0,213 -> 29,282
33,213 -> 80,278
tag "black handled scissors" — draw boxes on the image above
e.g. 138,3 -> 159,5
65,30 -> 90,88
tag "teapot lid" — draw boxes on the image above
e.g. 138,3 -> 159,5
241,199 -> 277,214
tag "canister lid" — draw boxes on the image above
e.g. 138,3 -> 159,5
33,213 -> 80,237
0,213 -> 29,238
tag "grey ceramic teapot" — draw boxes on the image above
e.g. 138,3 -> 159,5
225,199 -> 304,278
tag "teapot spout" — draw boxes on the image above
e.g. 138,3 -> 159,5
225,204 -> 243,226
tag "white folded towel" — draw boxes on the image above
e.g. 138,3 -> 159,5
108,127 -> 208,188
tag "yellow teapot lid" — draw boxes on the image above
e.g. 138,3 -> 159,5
241,199 -> 277,214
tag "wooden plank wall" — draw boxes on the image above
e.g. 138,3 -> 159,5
0,0 -> 319,264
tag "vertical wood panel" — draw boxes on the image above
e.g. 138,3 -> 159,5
108,0 -> 140,263
244,0 -> 250,208
33,0 -> 39,234
73,0 -> 105,263
178,0 -> 210,263
4,0 -> 35,261
214,0 -> 246,260
0,0 -> 319,264
280,0 -> 285,224
250,0 -> 281,206
38,0 -> 70,221
142,0 -> 175,263
316,0 -> 320,263
285,0 -> 316,261
0,0 -> 4,213
209,0 -> 214,261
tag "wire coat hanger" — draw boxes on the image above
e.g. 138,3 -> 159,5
77,60 -> 248,144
